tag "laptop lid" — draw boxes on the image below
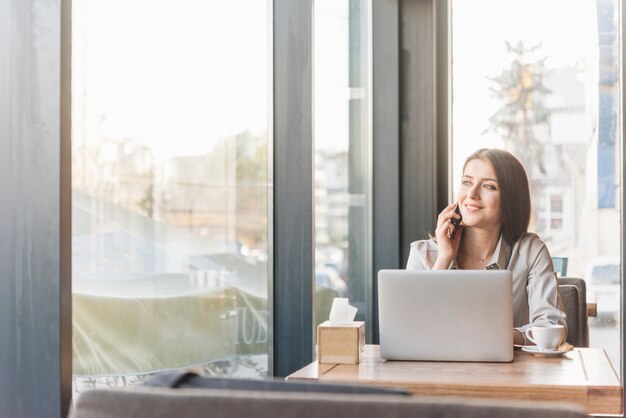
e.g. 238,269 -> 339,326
377,269 -> 513,362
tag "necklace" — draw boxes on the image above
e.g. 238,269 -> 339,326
462,248 -> 494,264
458,248 -> 495,269
459,236 -> 498,266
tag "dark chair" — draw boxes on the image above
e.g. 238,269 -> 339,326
557,278 -> 589,347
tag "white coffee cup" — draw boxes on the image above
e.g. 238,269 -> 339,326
524,324 -> 566,351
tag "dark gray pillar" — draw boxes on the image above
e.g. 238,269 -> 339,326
0,0 -> 72,417
348,0 -> 370,336
435,0 -> 451,211
399,0 -> 437,263
273,0 -> 314,377
372,0 -> 400,343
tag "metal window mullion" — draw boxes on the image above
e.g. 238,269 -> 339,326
273,0 -> 314,377
61,0 -> 73,414
435,0 -> 451,210
0,0 -> 69,416
399,0 -> 438,264
372,0 -> 400,343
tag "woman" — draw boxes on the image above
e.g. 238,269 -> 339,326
406,148 -> 567,346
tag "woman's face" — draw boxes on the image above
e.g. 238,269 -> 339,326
457,158 -> 502,230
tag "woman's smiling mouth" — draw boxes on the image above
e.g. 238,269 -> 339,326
464,203 -> 482,211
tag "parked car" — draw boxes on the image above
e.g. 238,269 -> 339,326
584,257 -> 620,325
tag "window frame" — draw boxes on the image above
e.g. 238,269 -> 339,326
273,0 -> 314,376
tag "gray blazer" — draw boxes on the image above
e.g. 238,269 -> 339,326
406,232 -> 568,333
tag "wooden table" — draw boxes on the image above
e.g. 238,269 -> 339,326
287,345 -> 623,415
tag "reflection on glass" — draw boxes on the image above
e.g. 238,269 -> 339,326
72,0 -> 271,390
313,0 -> 372,335
452,0 -> 620,371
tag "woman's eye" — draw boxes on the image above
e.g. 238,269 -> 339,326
462,180 -> 471,186
484,184 -> 496,190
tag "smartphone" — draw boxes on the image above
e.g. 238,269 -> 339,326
448,204 -> 462,240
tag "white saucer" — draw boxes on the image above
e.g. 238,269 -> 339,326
521,346 -> 569,357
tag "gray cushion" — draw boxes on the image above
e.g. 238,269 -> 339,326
141,371 -> 411,396
69,387 -> 589,418
558,285 -> 581,346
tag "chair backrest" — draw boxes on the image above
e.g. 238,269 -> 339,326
557,278 -> 588,347
141,371 -> 410,396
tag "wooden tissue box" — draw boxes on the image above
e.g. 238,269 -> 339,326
317,320 -> 365,364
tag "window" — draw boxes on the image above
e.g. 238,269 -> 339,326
537,191 -> 564,232
452,0 -> 621,370
313,0 -> 372,336
72,0 -> 272,390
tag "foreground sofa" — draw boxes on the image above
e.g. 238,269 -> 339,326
70,387 -> 588,418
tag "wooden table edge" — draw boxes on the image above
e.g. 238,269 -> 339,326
286,361 -> 338,381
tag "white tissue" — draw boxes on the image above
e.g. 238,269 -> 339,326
329,298 -> 358,324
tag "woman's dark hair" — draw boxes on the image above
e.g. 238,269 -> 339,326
463,148 -> 531,244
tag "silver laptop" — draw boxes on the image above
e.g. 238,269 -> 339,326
378,269 -> 513,362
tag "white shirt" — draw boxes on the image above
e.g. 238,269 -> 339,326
406,232 -> 567,333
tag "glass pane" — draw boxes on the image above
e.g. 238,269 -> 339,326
313,0 -> 372,338
452,0 -> 621,371
72,0 -> 271,391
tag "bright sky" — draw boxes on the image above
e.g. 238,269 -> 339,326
451,0 -> 599,194
314,0 -> 350,153
73,0 -> 356,157
73,0 -> 602,162
72,0 -> 270,157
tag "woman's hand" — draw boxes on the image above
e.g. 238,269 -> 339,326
433,203 -> 464,270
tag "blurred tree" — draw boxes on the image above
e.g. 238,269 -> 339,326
137,182 -> 154,218
485,41 -> 552,174
233,131 -> 268,250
